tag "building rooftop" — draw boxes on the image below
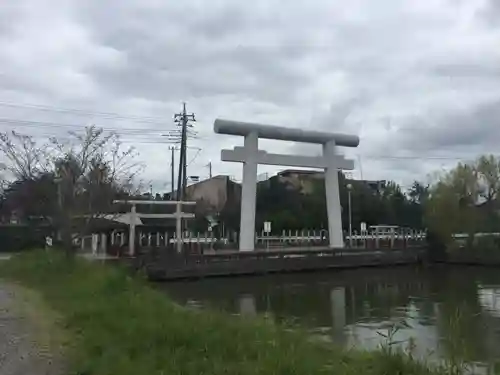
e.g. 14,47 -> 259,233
278,169 -> 323,177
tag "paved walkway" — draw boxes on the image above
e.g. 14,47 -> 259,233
0,284 -> 63,375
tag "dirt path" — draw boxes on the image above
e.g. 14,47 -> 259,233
0,283 -> 65,375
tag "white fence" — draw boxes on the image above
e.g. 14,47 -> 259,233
76,227 -> 427,255
70,229 -> 500,256
452,232 -> 500,239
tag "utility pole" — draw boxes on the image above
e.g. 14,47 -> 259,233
174,103 -> 195,201
183,147 -> 187,197
170,146 -> 175,200
357,155 -> 364,180
207,161 -> 212,179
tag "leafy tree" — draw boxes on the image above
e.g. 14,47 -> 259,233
424,156 -> 500,244
406,181 -> 429,229
0,173 -> 58,223
476,155 -> 500,202
254,172 -> 423,233
408,181 -> 429,205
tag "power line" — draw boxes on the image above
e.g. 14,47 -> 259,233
0,117 -> 488,161
357,154 -> 483,161
186,148 -> 202,167
0,117 -> 174,133
0,132 -> 179,144
1,130 -> 205,147
0,100 -> 168,124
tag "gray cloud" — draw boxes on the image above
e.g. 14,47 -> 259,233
77,0 -> 320,105
0,0 -> 499,192
477,0 -> 500,26
396,99 -> 500,153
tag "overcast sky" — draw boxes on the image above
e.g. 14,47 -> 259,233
1,0 -> 499,193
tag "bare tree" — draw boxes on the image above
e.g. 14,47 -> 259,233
0,126 -> 144,254
0,162 -> 7,194
0,133 -> 55,225
49,126 -> 144,253
0,131 -> 50,179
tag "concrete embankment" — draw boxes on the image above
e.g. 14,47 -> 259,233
141,247 -> 427,281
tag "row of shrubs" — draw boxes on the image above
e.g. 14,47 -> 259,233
0,224 -> 51,252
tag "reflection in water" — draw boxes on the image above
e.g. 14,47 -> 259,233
479,288 -> 500,318
161,265 -> 500,368
330,287 -> 345,344
239,294 -> 257,316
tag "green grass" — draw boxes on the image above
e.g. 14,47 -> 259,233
0,250 -> 454,375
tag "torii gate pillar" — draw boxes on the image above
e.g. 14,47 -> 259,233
215,119 -> 360,251
240,132 -> 259,251
323,140 -> 343,248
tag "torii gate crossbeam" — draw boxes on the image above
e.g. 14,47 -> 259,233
214,119 -> 360,251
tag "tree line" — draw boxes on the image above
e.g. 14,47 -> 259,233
425,155 -> 500,244
254,155 -> 500,246
254,172 -> 429,233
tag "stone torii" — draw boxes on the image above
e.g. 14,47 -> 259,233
214,119 -> 360,251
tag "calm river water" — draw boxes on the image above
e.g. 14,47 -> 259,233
161,265 -> 500,370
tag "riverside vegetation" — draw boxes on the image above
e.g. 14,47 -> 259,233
0,250 -> 474,375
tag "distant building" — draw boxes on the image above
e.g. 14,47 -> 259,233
274,169 -> 386,195
183,175 -> 241,215
354,179 -> 387,194
276,169 -> 323,194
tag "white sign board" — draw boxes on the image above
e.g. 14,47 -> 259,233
263,221 -> 272,233
360,222 -> 367,232
207,215 -> 218,227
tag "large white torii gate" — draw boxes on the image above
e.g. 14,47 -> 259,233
214,119 -> 360,251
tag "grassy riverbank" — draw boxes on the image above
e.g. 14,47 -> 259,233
0,251 -> 454,375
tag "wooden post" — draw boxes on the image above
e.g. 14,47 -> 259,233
129,204 -> 137,256
91,234 -> 98,256
100,233 -> 107,254
139,232 -> 146,247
